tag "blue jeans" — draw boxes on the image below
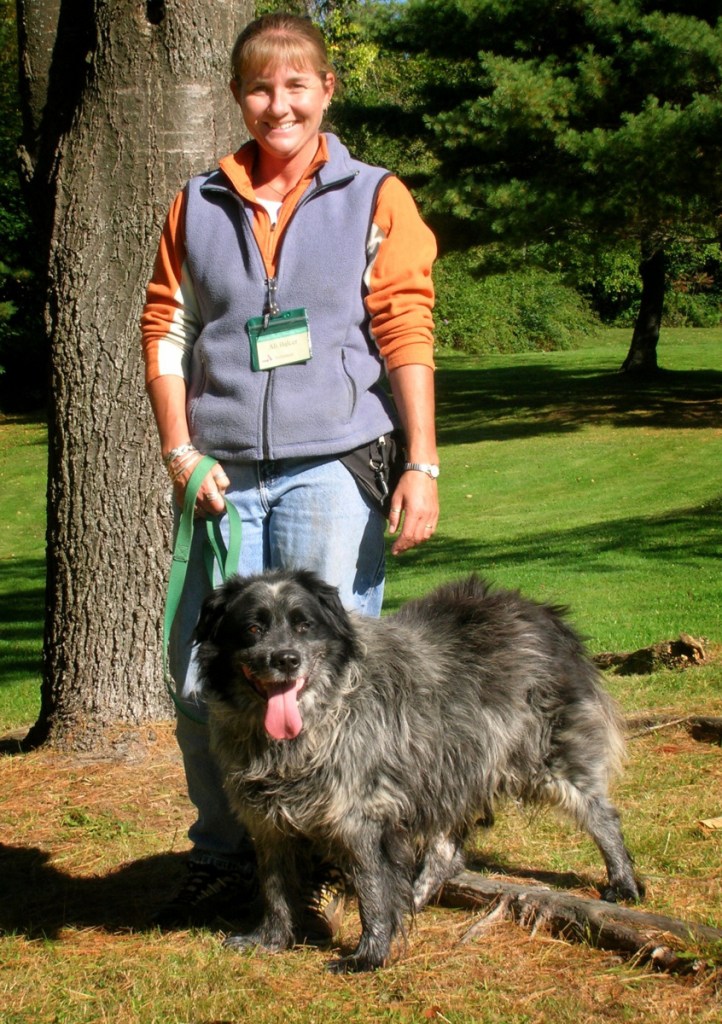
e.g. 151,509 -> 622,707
170,455 -> 386,865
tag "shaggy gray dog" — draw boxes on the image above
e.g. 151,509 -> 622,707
195,570 -> 642,972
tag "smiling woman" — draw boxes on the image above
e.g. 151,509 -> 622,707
139,11 -> 439,931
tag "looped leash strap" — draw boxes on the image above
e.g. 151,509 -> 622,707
162,455 -> 242,723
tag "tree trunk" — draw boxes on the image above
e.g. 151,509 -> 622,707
620,245 -> 665,376
17,0 -> 252,751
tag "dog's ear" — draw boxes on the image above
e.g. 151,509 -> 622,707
194,583 -> 234,644
298,571 -> 361,657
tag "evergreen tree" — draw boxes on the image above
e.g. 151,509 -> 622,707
369,0 -> 722,373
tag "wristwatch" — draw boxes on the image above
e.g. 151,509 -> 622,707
403,462 -> 440,479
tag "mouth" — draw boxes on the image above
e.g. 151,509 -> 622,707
264,120 -> 299,132
242,665 -> 306,741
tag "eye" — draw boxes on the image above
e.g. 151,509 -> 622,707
247,623 -> 264,637
292,619 -> 311,635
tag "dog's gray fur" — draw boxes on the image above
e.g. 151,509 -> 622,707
195,570 -> 642,971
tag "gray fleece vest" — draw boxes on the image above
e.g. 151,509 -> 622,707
183,134 -> 397,462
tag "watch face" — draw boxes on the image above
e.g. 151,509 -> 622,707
429,465 -> 440,478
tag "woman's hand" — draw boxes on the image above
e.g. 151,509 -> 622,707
146,376 -> 229,517
387,470 -> 439,555
386,364 -> 439,555
168,449 -> 230,517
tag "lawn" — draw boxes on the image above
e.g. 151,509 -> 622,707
0,329 -> 721,1023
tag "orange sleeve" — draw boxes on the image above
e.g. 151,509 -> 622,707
364,176 -> 436,373
140,189 -> 202,385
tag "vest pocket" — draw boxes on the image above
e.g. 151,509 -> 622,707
187,352 -> 208,430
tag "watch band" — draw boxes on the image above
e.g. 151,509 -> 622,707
403,462 -> 440,479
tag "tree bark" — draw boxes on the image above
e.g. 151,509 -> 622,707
621,245 -> 665,376
17,0 -> 252,750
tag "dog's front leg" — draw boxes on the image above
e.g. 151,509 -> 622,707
330,826 -> 413,973
224,833 -> 297,954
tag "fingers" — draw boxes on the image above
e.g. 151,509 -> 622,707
195,466 -> 230,517
388,476 -> 439,556
170,457 -> 230,518
390,513 -> 438,555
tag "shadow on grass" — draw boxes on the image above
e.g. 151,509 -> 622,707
436,361 -> 722,445
0,559 -> 45,677
385,495 -> 722,610
0,844 -> 194,938
0,559 -> 45,684
0,842 -> 600,941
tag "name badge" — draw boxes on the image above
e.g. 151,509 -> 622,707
246,308 -> 312,372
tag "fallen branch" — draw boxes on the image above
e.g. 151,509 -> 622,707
440,871 -> 722,973
625,712 -> 722,745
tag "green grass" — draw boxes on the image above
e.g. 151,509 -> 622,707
0,413 -> 46,731
1,328 -> 721,1024
386,328 -> 722,653
1,328 -> 721,731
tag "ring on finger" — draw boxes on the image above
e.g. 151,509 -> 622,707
206,490 -> 221,501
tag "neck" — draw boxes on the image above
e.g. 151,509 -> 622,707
252,136 -> 321,195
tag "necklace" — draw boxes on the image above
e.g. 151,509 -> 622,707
265,179 -> 294,200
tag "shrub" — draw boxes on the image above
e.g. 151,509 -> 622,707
433,250 -> 599,354
571,238 -> 722,328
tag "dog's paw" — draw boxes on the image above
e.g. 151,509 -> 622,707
223,931 -> 289,954
327,954 -> 382,974
600,879 -> 644,904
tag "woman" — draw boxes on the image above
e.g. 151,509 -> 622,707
141,13 -> 438,932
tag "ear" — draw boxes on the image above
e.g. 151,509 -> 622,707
298,571 -> 361,658
322,71 -> 336,105
194,584 -> 233,644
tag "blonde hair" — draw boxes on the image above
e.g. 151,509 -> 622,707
231,13 -> 333,84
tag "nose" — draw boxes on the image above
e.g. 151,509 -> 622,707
271,649 -> 301,674
268,88 -> 289,117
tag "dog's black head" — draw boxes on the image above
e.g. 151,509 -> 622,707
195,569 -> 359,741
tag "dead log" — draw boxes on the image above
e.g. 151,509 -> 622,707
440,871 -> 722,972
687,716 -> 722,746
594,634 -> 706,675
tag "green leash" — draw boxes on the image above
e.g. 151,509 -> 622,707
162,455 -> 242,723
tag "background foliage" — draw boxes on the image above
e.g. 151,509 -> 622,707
0,0 -> 45,412
1,0 -> 721,411
329,0 -> 722,343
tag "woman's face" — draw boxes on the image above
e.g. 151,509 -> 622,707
233,63 -> 335,166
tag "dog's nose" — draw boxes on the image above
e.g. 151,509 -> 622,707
271,649 -> 301,674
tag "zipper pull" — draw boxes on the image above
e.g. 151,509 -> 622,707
263,277 -> 280,330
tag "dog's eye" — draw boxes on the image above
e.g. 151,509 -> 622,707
293,620 -> 310,634
248,623 -> 264,636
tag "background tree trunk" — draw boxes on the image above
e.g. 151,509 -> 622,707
621,245 -> 665,376
17,0 -> 252,750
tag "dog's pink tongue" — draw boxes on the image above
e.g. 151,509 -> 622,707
264,678 -> 305,740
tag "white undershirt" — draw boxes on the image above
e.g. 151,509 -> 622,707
256,197 -> 283,227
